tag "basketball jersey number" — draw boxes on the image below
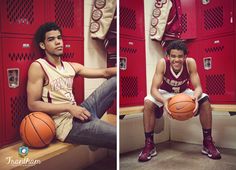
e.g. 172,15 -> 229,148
172,87 -> 180,93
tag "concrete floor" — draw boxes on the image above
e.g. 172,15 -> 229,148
83,155 -> 116,170
120,141 -> 236,170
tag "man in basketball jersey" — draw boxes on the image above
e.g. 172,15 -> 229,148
138,40 -> 221,161
27,22 -> 116,149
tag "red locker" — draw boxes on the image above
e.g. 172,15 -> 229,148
120,36 -> 146,107
180,0 -> 197,39
62,38 -> 84,104
189,35 -> 236,104
0,0 -> 44,34
197,0 -> 234,38
45,0 -> 84,38
2,36 -> 39,144
120,0 -> 145,39
0,37 -> 5,147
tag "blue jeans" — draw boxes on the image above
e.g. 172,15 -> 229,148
65,76 -> 116,149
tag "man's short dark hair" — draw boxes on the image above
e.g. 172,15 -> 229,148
166,40 -> 188,55
34,22 -> 62,55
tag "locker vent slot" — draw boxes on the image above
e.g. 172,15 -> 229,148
120,7 -> 136,30
8,53 -> 36,61
206,74 -> 225,95
10,95 -> 29,129
204,6 -> 223,30
120,47 -> 137,54
121,76 -> 138,97
205,46 -> 224,53
6,0 -> 34,25
62,52 -> 75,59
181,13 -> 187,33
55,0 -> 74,28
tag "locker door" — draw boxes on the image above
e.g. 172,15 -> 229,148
197,0 -> 234,38
120,0 -> 145,39
197,35 -> 236,103
0,0 -> 44,34
0,37 -> 5,147
120,36 -> 146,107
62,38 -> 84,104
180,0 -> 197,39
45,0 -> 84,38
2,37 -> 38,144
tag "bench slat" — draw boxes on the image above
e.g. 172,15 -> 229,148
120,105 -> 236,115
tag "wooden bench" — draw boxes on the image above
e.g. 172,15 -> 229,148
120,104 -> 236,116
0,113 -> 116,170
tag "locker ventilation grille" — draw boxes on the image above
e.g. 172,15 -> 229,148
121,76 -> 138,97
120,47 -> 137,54
9,53 -> 36,61
62,53 -> 75,59
55,0 -> 74,28
181,13 -> 187,33
6,0 -> 34,24
206,74 -> 225,95
205,46 -> 224,53
11,95 -> 29,129
120,7 -> 136,30
204,6 -> 223,30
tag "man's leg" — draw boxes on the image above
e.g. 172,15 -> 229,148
138,99 -> 163,162
81,76 -> 116,118
65,118 -> 116,149
65,76 -> 116,149
198,99 -> 221,159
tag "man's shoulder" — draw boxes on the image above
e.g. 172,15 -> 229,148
186,57 -> 196,63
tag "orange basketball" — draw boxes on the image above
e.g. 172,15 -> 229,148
168,93 -> 196,121
20,112 -> 56,148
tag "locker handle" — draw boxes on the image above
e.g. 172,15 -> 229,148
120,57 -> 127,70
65,44 -> 71,48
22,43 -> 30,48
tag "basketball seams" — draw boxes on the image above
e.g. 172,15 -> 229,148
24,116 -> 32,146
168,101 -> 195,108
29,113 -> 47,146
32,113 -> 55,137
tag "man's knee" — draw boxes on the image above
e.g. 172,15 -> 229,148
107,76 -> 117,92
196,97 -> 212,116
144,100 -> 156,113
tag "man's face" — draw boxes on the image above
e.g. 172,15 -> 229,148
41,30 -> 63,57
168,49 -> 186,72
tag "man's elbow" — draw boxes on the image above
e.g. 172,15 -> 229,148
27,102 -> 37,112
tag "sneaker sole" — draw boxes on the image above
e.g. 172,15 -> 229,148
138,149 -> 157,162
201,149 -> 221,159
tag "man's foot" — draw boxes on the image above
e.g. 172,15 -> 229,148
202,137 -> 221,159
138,138 -> 157,162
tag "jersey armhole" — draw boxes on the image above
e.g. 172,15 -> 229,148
67,62 -> 77,76
35,61 -> 49,86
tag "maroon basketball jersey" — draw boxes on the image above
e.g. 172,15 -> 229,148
160,58 -> 190,93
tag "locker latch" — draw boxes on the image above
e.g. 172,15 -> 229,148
7,68 -> 20,88
120,57 -> 127,70
203,57 -> 212,70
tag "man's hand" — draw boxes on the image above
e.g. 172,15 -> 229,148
68,105 -> 91,121
164,98 -> 172,119
192,96 -> 199,115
